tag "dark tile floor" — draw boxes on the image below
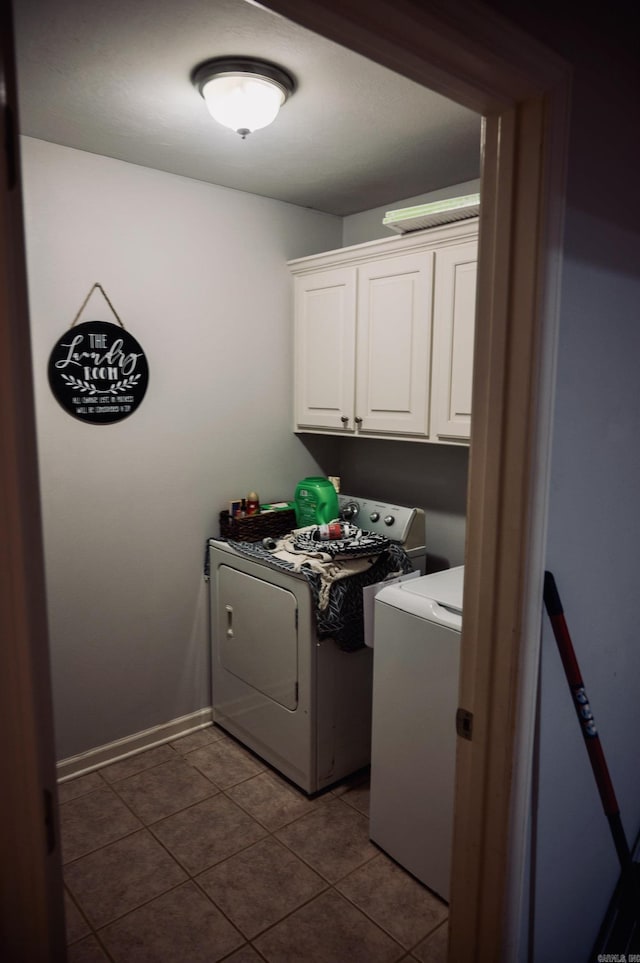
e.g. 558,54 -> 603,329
60,725 -> 448,962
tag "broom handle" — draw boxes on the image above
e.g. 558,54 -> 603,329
543,571 -> 632,872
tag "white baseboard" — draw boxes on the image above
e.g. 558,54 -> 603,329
57,707 -> 214,782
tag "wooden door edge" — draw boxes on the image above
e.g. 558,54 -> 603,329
450,79 -> 571,959
499,79 -> 572,960
1,3 -> 66,958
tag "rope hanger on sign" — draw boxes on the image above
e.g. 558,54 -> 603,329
70,282 -> 125,329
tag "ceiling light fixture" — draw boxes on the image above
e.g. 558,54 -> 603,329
192,57 -> 295,139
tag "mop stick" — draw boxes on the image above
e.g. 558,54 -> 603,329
543,571 -> 633,873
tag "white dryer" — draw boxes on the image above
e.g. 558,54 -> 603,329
369,565 -> 464,900
208,496 -> 426,794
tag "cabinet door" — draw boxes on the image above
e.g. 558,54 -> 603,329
293,268 -> 356,431
355,251 -> 434,437
431,241 -> 478,440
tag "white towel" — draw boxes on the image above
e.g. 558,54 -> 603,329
271,531 -> 373,610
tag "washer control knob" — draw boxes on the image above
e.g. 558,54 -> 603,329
370,512 -> 380,522
342,503 -> 359,520
384,515 -> 395,526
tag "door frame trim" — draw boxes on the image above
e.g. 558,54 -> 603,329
1,2 -> 66,957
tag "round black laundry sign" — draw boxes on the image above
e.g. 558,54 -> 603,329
48,320 -> 149,424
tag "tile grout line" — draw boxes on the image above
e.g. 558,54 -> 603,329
106,770 -> 385,949
62,729 -> 447,960
67,743 -> 329,946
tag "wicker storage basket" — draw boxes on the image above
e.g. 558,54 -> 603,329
219,508 -> 297,542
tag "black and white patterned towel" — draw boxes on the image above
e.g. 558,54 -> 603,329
292,527 -> 390,558
213,538 -> 413,652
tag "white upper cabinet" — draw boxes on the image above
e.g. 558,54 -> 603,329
355,251 -> 434,437
293,267 -> 356,431
290,218 -> 478,444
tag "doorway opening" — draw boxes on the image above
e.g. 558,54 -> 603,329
3,1 -> 570,960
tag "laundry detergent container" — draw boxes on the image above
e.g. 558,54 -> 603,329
294,477 -> 339,527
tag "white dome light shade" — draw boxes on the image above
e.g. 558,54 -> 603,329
193,58 -> 295,138
202,74 -> 285,134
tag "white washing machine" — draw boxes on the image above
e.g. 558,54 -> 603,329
369,565 -> 464,900
207,496 -> 426,795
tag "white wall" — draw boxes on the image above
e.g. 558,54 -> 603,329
536,203 -> 640,954
21,137 -> 343,761
480,4 -> 640,960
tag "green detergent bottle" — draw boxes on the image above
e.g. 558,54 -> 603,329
294,477 -> 340,527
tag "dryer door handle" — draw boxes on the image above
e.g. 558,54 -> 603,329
225,604 -> 234,638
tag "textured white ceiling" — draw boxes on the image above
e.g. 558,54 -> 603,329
13,0 -> 482,216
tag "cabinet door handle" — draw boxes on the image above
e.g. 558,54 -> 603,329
355,416 -> 363,426
341,415 -> 349,426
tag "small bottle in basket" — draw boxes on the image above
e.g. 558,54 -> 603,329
246,492 -> 260,516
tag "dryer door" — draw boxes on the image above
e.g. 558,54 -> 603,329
217,565 -> 298,710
